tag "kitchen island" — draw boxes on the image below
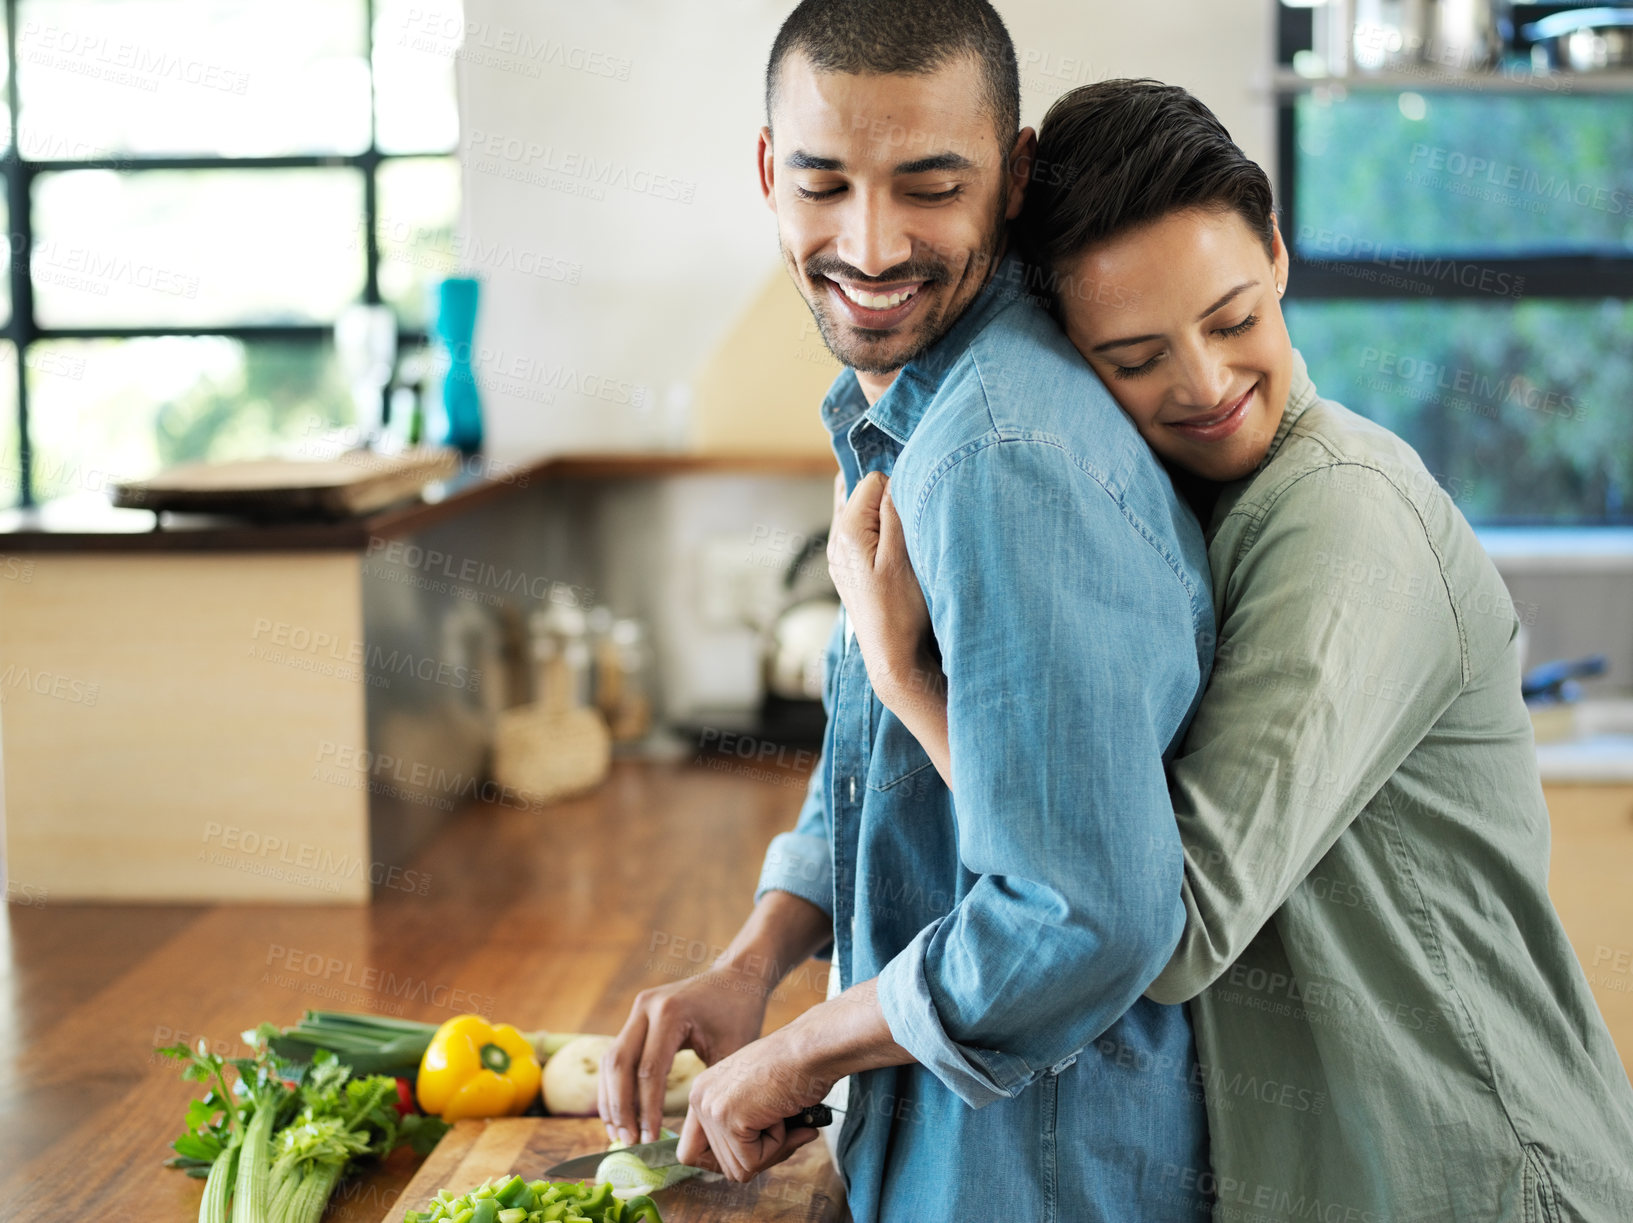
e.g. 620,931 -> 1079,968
0,758 -> 846,1222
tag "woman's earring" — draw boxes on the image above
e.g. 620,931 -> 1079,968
1276,282 -> 1285,295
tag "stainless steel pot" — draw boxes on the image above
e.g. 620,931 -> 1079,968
1351,0 -> 1508,72
1525,9 -> 1633,73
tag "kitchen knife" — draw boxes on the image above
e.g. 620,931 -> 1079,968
544,1104 -> 834,1177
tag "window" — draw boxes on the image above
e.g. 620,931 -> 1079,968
1,0 -> 465,507
1276,3 -> 1633,524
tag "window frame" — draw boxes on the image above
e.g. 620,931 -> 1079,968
0,0 -> 450,507
1273,3 -> 1633,528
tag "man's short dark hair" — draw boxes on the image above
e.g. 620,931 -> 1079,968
1020,79 -> 1276,277
766,0 -> 1020,148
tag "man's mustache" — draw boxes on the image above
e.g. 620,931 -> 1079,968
805,256 -> 949,288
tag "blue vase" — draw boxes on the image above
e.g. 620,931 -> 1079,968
432,277 -> 484,454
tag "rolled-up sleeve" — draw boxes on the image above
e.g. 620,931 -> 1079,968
1147,464 -> 1466,1004
875,438 -> 1207,1108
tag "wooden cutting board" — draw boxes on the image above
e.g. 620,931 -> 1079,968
111,448 -> 461,519
380,1118 -> 848,1223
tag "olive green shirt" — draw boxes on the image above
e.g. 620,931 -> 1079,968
1147,351 -> 1633,1221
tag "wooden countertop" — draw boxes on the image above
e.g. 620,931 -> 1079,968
0,451 -> 837,553
0,757 -> 838,1220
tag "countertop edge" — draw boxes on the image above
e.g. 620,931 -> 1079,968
0,451 -> 839,554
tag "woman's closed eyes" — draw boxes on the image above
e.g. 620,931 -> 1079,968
1110,311 -> 1262,380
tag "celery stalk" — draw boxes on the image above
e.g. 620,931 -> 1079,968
231,1095 -> 276,1223
198,1141 -> 239,1223
285,1163 -> 344,1223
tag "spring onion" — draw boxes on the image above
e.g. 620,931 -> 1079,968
270,1010 -> 585,1078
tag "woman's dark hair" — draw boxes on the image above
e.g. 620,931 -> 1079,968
1019,79 -> 1275,287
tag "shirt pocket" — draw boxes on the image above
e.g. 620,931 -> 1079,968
865,706 -> 938,793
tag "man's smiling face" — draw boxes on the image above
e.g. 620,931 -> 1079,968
759,52 -> 1028,391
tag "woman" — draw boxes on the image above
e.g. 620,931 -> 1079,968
827,80 -> 1633,1220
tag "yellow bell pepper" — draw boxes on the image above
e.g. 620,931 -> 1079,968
416,1014 -> 542,1121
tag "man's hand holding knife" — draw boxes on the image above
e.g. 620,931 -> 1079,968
599,891 -> 913,1181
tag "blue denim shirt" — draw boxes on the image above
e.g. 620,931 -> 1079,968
756,256 -> 1217,1222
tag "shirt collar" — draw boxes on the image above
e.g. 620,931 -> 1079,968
819,250 -> 1039,447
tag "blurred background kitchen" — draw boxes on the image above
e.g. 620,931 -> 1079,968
0,0 -> 1630,1193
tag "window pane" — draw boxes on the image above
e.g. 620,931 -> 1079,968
0,345 -> 19,506
1294,92 -> 1633,258
376,157 -> 461,329
0,5 -> 11,153
372,0 -> 461,154
16,0 -> 369,157
0,189 -> 10,326
27,339 -> 351,500
32,169 -> 365,327
1285,298 -> 1633,523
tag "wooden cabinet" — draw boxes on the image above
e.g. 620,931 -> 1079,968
1544,784 -> 1633,1069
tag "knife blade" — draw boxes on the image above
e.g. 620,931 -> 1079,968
544,1105 -> 834,1177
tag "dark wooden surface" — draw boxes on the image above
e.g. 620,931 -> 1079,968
382,1118 -> 844,1223
0,452 -> 837,553
0,758 -> 833,1222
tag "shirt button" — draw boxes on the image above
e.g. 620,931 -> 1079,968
849,776 -> 857,803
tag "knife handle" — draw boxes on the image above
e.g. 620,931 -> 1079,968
785,1104 -> 834,1129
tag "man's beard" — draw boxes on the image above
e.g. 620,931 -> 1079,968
786,204 -> 1009,377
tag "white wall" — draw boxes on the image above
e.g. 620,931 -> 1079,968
451,0 -> 1276,719
455,0 -> 1276,459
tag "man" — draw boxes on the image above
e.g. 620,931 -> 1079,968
602,3 -> 1216,1218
